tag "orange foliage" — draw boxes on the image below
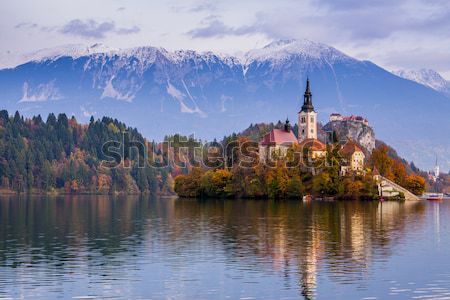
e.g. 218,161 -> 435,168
97,174 -> 112,193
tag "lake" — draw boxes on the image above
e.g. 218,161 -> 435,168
1,196 -> 449,300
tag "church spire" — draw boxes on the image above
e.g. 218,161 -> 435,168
300,78 -> 314,113
284,117 -> 291,132
305,77 -> 311,95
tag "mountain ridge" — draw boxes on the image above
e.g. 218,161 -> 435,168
1,39 -> 352,71
394,68 -> 450,96
0,39 -> 449,171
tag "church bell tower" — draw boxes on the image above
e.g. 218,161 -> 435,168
298,78 -> 317,142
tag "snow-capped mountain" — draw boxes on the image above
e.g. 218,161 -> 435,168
0,43 -> 115,70
394,69 -> 450,96
246,39 -> 354,64
0,39 -> 449,171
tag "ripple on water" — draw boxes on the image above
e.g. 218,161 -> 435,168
0,197 -> 449,299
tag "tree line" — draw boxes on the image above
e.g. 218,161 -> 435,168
0,110 -> 170,194
174,134 -> 426,199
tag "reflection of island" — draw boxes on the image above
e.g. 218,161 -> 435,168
0,196 -> 426,299
171,200 -> 426,300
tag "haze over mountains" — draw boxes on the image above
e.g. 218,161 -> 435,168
0,39 -> 449,171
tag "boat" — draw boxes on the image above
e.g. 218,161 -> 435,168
423,193 -> 444,201
303,194 -> 313,202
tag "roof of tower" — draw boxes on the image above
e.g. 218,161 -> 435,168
300,78 -> 315,113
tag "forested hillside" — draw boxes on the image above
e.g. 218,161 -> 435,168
0,110 -> 171,194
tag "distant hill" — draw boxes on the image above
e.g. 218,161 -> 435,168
0,39 -> 449,171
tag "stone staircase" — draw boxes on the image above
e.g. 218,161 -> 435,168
374,175 -> 420,201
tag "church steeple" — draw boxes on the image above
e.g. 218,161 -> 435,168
300,78 -> 314,113
298,78 -> 318,142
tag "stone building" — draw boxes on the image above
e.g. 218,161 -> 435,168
259,79 -> 326,162
323,113 -> 375,153
259,119 -> 298,161
339,140 -> 366,175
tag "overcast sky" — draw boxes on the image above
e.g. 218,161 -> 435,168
2,0 -> 450,78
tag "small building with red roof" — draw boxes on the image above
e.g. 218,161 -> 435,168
259,119 -> 298,161
339,139 -> 366,175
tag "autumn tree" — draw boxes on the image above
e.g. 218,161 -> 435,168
370,144 -> 393,178
405,174 -> 426,195
0,110 -> 169,194
391,160 -> 407,185
200,169 -> 233,198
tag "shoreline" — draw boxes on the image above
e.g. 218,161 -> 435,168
0,188 -> 173,197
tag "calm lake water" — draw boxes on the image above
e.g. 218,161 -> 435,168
0,196 -> 449,300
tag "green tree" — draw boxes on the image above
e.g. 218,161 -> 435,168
286,174 -> 304,198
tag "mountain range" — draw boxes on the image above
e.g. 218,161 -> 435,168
394,69 -> 450,96
0,39 -> 449,171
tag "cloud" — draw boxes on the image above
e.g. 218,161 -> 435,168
189,1 -> 217,12
59,19 -> 140,39
117,6 -> 126,11
116,25 -> 140,35
308,0 -> 450,41
60,19 -> 114,38
312,0 -> 405,11
15,22 -> 38,29
187,17 -> 255,38
172,1 -> 217,13
380,47 -> 450,74
186,1 -> 450,44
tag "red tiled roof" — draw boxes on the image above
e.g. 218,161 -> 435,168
298,138 -> 326,151
260,129 -> 298,146
339,140 -> 364,157
342,115 -> 369,123
373,166 -> 380,176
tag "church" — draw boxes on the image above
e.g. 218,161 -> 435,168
259,79 -> 327,162
258,78 -> 367,175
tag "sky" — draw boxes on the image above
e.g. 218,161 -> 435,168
1,0 -> 450,78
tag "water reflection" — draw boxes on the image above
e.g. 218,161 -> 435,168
0,196 -> 439,299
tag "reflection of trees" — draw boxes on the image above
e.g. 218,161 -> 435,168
0,195 -> 149,268
0,196 -> 426,300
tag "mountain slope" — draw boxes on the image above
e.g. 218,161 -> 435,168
394,69 -> 450,96
0,39 -> 449,171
